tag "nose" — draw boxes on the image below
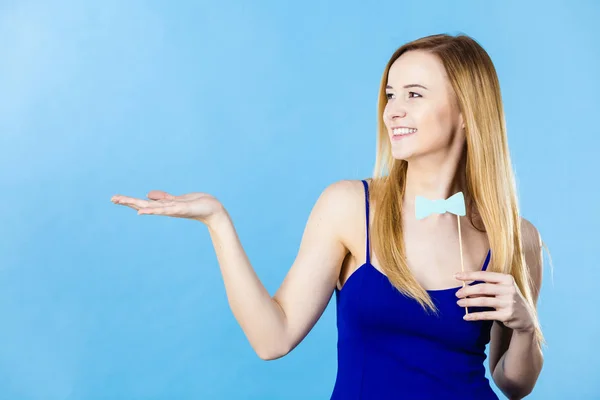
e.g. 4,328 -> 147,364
384,104 -> 407,124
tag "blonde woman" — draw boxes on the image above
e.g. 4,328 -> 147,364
112,34 -> 545,399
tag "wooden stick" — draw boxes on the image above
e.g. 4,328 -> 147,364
457,214 -> 468,315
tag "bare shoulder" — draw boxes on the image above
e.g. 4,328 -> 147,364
520,217 -> 543,302
317,179 -> 369,244
520,217 -> 542,252
318,179 -> 367,212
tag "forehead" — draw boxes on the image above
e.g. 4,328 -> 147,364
387,50 -> 448,89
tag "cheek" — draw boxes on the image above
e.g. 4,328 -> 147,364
419,104 -> 455,141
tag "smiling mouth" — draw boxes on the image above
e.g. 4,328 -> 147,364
392,127 -> 417,136
391,127 -> 417,140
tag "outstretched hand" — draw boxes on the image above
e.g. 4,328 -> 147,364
111,190 -> 226,225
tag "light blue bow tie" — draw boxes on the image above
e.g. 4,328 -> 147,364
415,192 -> 466,220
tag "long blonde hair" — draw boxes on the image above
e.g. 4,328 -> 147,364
369,33 -> 546,347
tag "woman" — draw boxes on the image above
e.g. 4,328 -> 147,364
111,33 -> 545,399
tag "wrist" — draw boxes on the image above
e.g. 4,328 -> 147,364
514,325 -> 535,337
205,207 -> 231,231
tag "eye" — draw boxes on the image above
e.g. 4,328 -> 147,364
385,91 -> 421,100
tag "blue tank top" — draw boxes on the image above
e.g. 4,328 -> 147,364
330,180 -> 498,399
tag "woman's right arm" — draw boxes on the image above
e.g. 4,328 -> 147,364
206,180 -> 353,360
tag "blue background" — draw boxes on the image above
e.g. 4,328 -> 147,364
1,0 -> 598,398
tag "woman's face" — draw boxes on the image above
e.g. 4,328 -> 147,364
383,50 -> 464,162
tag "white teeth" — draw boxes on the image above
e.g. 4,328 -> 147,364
392,128 -> 417,135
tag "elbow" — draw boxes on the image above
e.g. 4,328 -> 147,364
508,388 -> 533,400
505,390 -> 533,400
256,345 -> 289,361
496,375 -> 538,400
495,353 -> 543,399
257,350 -> 285,361
254,339 -> 291,361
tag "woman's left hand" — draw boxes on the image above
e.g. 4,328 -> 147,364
454,271 -> 536,333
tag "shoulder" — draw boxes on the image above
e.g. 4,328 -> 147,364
316,179 -> 367,217
318,179 -> 368,204
318,178 -> 380,223
314,179 -> 369,236
520,217 -> 544,302
520,218 -> 542,251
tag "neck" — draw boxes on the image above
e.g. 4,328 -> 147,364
403,150 -> 466,214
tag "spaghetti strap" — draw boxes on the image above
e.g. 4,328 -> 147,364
482,249 -> 492,271
361,179 -> 371,265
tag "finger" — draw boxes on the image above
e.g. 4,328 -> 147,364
147,190 -> 177,201
138,204 -> 178,215
457,296 -> 504,308
455,271 -> 511,284
144,200 -> 176,208
113,196 -> 150,209
111,194 -> 129,203
463,311 -> 502,321
461,293 -> 495,299
455,283 -> 509,298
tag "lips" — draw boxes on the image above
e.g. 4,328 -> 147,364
392,127 -> 417,136
392,133 -> 415,140
390,126 -> 417,142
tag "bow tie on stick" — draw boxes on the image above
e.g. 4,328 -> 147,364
415,192 -> 466,220
415,191 -> 470,316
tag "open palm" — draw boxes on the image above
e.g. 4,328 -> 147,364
111,190 -> 224,224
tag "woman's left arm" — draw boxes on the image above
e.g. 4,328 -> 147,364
455,218 -> 544,399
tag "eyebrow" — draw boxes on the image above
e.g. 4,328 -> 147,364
385,84 -> 428,90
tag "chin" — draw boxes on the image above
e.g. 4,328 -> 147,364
391,152 -> 410,161
389,134 -> 423,161
391,146 -> 418,161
